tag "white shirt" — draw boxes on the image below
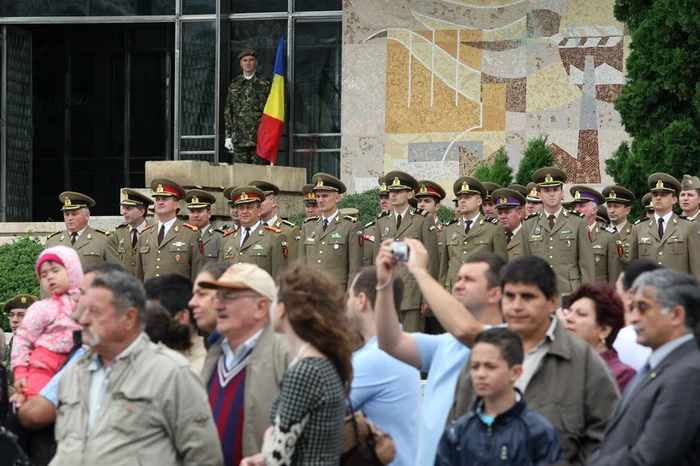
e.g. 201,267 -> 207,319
157,217 -> 177,237
613,325 -> 651,372
462,211 -> 480,228
221,329 -> 264,371
543,206 -> 563,222
509,223 -> 522,237
200,224 -> 211,238
393,206 -> 410,224
322,209 -> 340,226
654,211 -> 673,233
264,215 -> 278,227
70,226 -> 88,241
612,220 -> 628,232
240,220 -> 261,247
130,220 -> 148,236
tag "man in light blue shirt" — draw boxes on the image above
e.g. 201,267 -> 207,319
374,247 -> 506,466
347,268 -> 420,466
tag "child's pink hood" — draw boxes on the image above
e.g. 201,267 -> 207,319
36,245 -> 84,293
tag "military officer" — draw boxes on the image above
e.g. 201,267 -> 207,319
481,182 -> 502,218
520,168 -> 595,294
602,186 -> 635,262
596,205 -> 611,226
508,184 -> 528,197
570,186 -> 623,283
302,183 -> 319,218
184,190 -> 223,267
679,174 -> 700,220
296,173 -> 363,292
378,176 -> 390,213
641,192 -> 655,219
46,192 -> 111,270
222,186 -> 241,233
219,186 -> 288,278
440,177 -> 508,293
371,170 -> 439,333
105,189 -> 153,275
628,173 -> 700,280
525,182 -> 543,216
135,179 -> 203,281
223,49 -> 272,165
492,188 -> 526,261
249,180 -> 298,260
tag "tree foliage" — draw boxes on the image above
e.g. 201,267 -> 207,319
515,136 -> 555,185
473,146 -> 514,186
0,236 -> 44,332
606,0 -> 700,200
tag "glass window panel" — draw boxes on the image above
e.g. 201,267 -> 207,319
229,20 -> 287,80
292,151 -> 340,181
230,0 -> 287,14
181,21 -> 216,162
1,0 -> 174,17
183,0 -> 215,15
293,20 -> 341,135
293,135 -> 340,149
294,0 -> 341,12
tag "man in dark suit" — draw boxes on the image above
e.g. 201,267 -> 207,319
588,268 -> 700,466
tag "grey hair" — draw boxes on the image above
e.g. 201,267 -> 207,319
632,269 -> 700,330
92,270 -> 147,322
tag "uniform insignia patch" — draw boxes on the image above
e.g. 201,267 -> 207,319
331,233 -> 343,239
174,225 -> 180,232
363,234 -> 375,243
451,232 -> 457,240
616,240 -> 624,258
60,234 -> 65,241
86,234 -> 92,240
565,240 -> 571,248
356,231 -> 364,247
198,237 -> 204,254
281,242 -> 288,259
534,226 -> 541,235
311,230 -> 316,238
334,244 -> 340,250
175,254 -> 181,262
173,241 -> 185,247
253,244 -> 264,250
364,220 -> 376,228
383,226 -> 390,236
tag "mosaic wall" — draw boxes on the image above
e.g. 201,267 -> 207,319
341,0 -> 630,195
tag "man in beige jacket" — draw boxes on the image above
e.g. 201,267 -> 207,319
50,270 -> 222,466
200,263 -> 290,465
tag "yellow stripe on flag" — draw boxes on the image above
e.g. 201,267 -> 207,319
263,75 -> 285,122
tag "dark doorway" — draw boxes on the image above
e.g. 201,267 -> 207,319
30,23 -> 173,221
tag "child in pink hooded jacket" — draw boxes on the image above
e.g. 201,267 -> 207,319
11,245 -> 83,399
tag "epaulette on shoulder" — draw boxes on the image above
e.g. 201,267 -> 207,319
484,217 -> 499,225
524,212 -> 539,221
213,228 -> 227,234
115,223 -> 128,229
377,211 -> 391,219
680,215 -> 694,221
281,219 -> 296,227
633,218 -> 645,225
429,225 -> 436,231
183,223 -> 199,232
47,231 -> 61,240
569,210 -> 585,218
601,225 -> 615,234
304,216 -> 319,224
414,208 -> 429,217
344,215 -> 358,223
364,220 -> 376,228
142,224 -> 155,233
265,225 -> 283,234
95,228 -> 111,236
446,218 -> 460,226
222,230 -> 237,238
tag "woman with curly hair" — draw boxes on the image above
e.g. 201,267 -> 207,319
561,283 -> 636,393
241,262 -> 353,466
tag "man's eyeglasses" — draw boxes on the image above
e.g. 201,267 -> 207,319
215,292 -> 263,303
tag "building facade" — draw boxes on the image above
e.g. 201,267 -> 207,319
0,0 -> 627,221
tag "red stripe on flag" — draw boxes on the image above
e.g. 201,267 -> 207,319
257,114 -> 284,163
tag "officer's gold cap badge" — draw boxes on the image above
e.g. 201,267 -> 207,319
240,192 -> 249,201
316,179 -> 325,188
656,179 -> 664,189
574,191 -> 581,199
609,190 -> 617,199
500,196 -> 507,205
122,192 -> 128,201
545,174 -> 554,183
419,185 -> 428,194
192,195 -> 199,204
462,182 -> 469,192
156,184 -> 164,193
64,197 -> 72,207
392,177 -> 401,186
21,297 -> 27,304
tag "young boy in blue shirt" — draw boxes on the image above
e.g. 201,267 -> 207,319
435,327 -> 563,466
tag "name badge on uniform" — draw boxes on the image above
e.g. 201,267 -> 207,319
331,233 -> 343,239
534,226 -> 541,235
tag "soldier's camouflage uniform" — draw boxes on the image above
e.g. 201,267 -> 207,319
224,73 -> 271,164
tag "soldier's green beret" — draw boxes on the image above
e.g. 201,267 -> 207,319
238,49 -> 257,60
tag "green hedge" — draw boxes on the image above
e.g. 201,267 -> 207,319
0,236 -> 44,332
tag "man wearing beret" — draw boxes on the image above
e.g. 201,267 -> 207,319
106,189 -> 153,275
223,49 -> 272,165
135,178 -> 203,281
219,186 -> 288,279
372,170 -> 439,333
296,173 -> 363,292
492,188 -> 526,260
679,174 -> 700,221
440,177 -> 508,292
570,186 -> 623,283
628,173 -> 700,279
602,186 -> 635,262
185,189 -> 224,267
520,167 -> 595,294
46,191 -> 112,270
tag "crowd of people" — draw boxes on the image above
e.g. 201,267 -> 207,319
1,165 -> 700,466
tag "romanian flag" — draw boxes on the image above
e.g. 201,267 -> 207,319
257,37 -> 285,164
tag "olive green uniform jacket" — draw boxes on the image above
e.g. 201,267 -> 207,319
507,227 -> 522,261
219,224 -> 288,279
297,212 -> 364,292
439,214 -> 508,292
105,223 -> 149,276
613,220 -> 633,262
199,226 -> 224,267
589,225 -> 623,283
135,220 -> 203,281
371,208 -> 439,311
628,213 -> 700,280
50,334 -> 223,466
520,209 -> 595,294
265,217 -> 298,262
46,226 -> 111,270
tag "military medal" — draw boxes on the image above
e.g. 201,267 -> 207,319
534,226 -> 541,235
384,226 -> 390,236
175,254 -> 181,262
334,244 -> 339,250
119,238 -> 125,247
311,230 -> 316,238
565,240 -> 571,248
451,232 -> 457,240
281,242 -> 289,259
227,246 -> 233,255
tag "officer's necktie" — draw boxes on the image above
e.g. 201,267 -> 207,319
158,224 -> 165,245
612,226 -> 618,233
506,232 -> 513,244
548,214 -> 556,230
70,232 -> 78,246
464,220 -> 472,234
620,362 -> 650,408
131,229 -> 138,248
658,218 -> 664,238
263,222 -> 268,227
241,228 -> 251,247
396,214 -> 402,229
323,219 -> 329,231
